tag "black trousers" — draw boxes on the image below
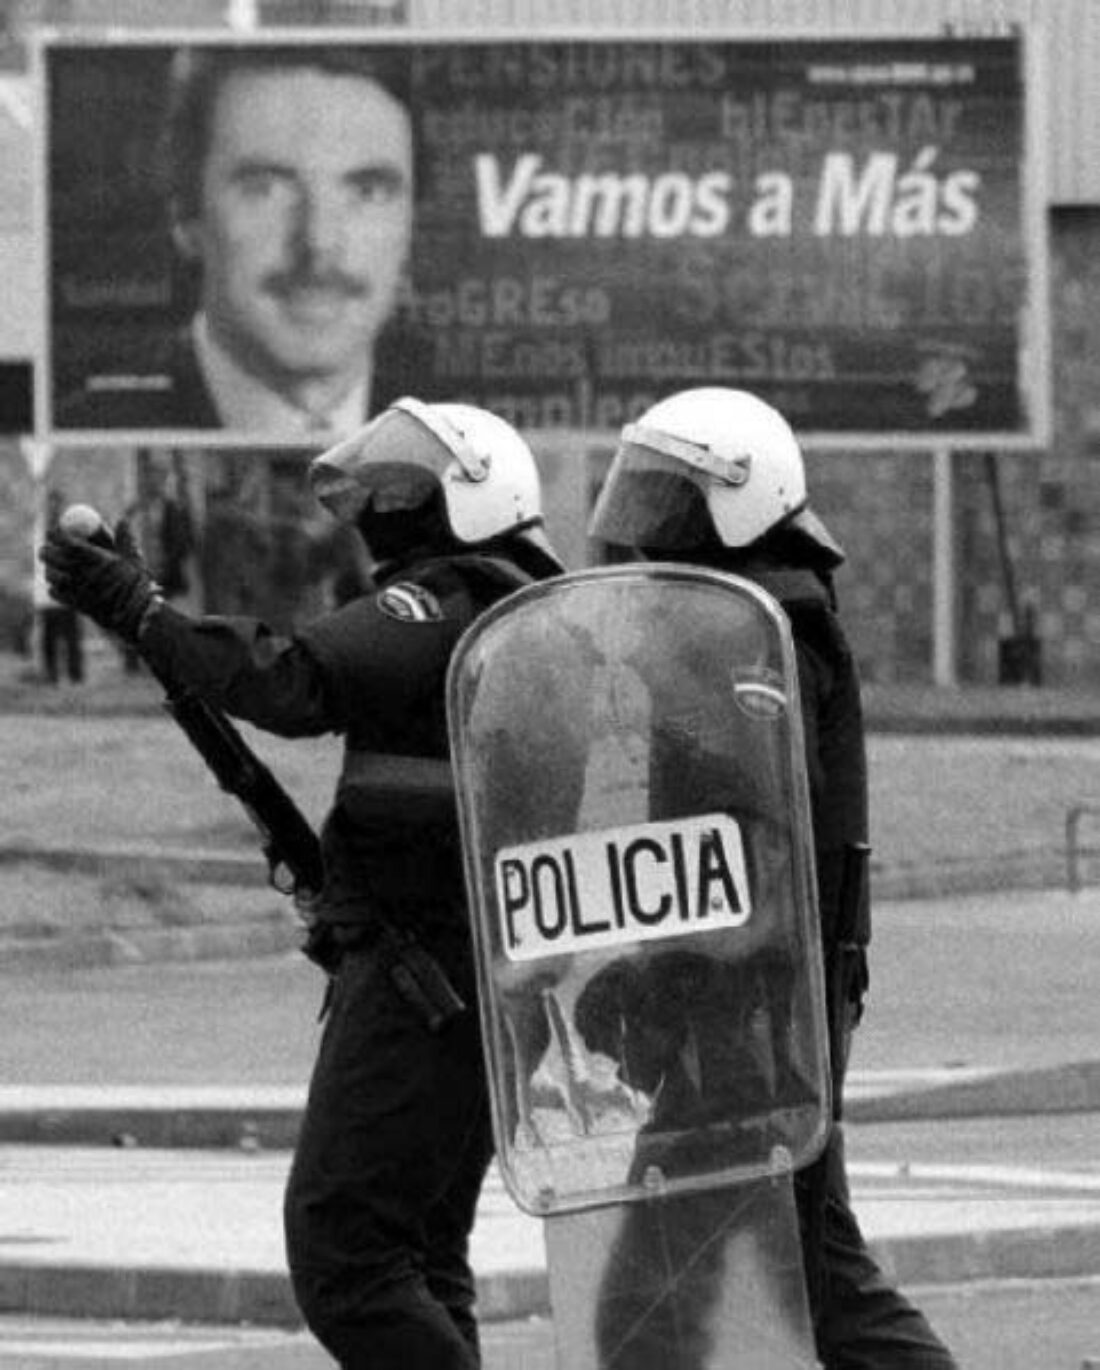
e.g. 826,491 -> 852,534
802,1128 -> 959,1369
284,940 -> 494,1369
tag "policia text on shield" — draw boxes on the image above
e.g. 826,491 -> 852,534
496,813 -> 751,960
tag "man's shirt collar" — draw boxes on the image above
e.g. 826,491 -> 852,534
192,315 -> 369,441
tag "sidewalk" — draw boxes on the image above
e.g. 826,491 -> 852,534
4,1135 -> 1100,1332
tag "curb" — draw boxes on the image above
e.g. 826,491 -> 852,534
865,715 -> 1100,738
0,1263 -> 300,1331
845,1061 -> 1100,1124
3,1058 -> 1098,1149
876,1222 -> 1100,1287
0,919 -> 304,973
871,853 -> 1069,902
4,1222 -> 1100,1330
0,842 -> 266,889
0,844 -> 304,971
0,1105 -> 302,1151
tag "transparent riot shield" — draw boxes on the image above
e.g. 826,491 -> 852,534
447,565 -> 830,1368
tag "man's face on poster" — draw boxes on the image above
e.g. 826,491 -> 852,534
177,64 -> 414,394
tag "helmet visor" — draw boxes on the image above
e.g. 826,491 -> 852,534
311,400 -> 484,523
590,439 -> 717,551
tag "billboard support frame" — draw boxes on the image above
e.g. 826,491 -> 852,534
932,445 -> 956,687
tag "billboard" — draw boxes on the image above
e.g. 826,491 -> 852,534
36,30 -> 1047,447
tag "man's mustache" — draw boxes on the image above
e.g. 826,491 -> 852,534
264,270 -> 370,300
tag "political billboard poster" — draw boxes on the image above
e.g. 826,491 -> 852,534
36,30 -> 1046,447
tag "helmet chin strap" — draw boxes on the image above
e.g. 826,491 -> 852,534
629,518 -> 725,563
356,497 -> 458,564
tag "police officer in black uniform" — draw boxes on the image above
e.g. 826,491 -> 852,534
588,386 -> 958,1370
40,397 -> 564,1370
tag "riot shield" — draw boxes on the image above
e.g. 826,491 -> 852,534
447,565 -> 830,1368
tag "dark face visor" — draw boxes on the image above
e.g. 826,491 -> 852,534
357,462 -> 440,513
589,442 -> 717,551
310,399 -> 487,523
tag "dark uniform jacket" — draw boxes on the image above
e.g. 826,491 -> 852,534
139,552 -> 531,944
722,557 -> 869,954
56,319 -> 434,432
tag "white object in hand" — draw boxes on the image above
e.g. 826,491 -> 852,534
59,503 -> 106,539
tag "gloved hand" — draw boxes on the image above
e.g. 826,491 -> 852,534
38,520 -> 160,642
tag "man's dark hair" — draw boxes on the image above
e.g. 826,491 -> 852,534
165,45 -> 413,222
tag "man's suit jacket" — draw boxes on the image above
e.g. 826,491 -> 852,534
55,319 -> 434,434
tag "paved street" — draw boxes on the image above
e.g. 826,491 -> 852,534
3,888 -> 1096,1088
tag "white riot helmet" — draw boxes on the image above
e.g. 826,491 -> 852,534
310,397 -> 559,560
590,387 -> 842,558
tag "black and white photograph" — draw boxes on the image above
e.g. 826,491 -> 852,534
0,6 -> 1096,1370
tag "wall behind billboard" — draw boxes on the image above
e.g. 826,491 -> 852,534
39,32 -> 1044,446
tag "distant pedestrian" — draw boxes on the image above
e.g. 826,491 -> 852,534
121,453 -> 196,672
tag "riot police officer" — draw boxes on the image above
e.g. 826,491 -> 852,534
588,386 -> 958,1369
40,397 -> 564,1370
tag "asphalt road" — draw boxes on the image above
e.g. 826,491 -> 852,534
4,888 -> 1096,1087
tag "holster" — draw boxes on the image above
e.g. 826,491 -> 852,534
303,916 -> 465,1033
302,918 -> 343,977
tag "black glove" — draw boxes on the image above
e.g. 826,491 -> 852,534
39,523 -> 159,642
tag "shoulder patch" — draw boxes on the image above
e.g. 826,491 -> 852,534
377,581 -> 443,623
